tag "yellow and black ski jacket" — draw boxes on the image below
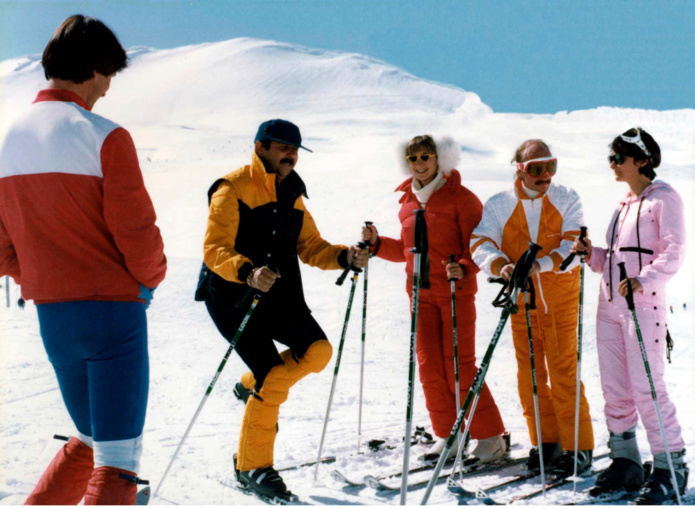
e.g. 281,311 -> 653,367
198,152 -> 348,311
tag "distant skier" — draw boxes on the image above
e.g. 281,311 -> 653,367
470,139 -> 595,478
0,15 -> 166,505
684,303 -> 687,310
196,119 -> 368,501
361,135 -> 508,464
669,305 -> 673,314
571,128 -> 688,504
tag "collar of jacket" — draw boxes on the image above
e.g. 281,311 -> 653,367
395,168 -> 462,194
34,89 -> 91,111
514,178 -> 549,200
619,180 -> 667,205
249,151 -> 308,199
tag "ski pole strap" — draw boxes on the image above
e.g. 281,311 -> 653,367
617,262 -> 635,310
559,226 -> 588,271
525,277 -> 537,310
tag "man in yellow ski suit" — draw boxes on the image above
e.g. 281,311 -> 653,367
470,139 -> 594,478
197,120 -> 368,498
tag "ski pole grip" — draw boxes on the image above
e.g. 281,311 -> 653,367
448,254 -> 457,282
617,261 -> 635,310
487,276 -> 506,285
336,241 -> 368,286
411,209 -> 426,253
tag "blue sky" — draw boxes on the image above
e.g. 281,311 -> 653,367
0,0 -> 692,114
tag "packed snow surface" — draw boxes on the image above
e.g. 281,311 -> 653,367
1,38 -> 694,505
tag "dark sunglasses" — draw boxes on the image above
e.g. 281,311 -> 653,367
405,153 -> 435,163
608,153 -> 627,165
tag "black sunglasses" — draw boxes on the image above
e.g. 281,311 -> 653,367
608,154 -> 627,165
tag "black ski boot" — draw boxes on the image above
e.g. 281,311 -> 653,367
234,453 -> 297,503
551,449 -> 592,479
526,442 -> 562,474
590,458 -> 645,496
634,466 -> 688,505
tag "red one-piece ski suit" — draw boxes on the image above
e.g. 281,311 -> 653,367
375,168 -> 505,439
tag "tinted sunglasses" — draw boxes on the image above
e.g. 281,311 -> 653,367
608,153 -> 627,165
517,156 -> 557,177
405,153 -> 435,163
620,128 -> 652,157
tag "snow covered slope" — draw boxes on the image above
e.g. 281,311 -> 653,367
1,37 -> 694,505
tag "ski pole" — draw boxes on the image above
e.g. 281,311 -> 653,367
314,269 -> 360,480
618,262 -> 682,505
448,255 -> 461,418
523,278 -> 546,498
571,226 -> 588,494
155,292 -> 261,498
358,221 -> 372,454
5,276 -> 9,308
421,242 -> 542,505
401,209 -> 427,504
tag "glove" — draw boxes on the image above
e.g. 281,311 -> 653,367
138,285 -> 156,310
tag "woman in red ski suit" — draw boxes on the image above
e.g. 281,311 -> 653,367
362,135 -> 506,463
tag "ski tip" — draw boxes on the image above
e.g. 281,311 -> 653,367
135,486 -> 151,505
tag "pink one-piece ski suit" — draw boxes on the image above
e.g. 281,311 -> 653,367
587,180 -> 685,453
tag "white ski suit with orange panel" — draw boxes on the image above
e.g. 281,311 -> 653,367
470,179 -> 595,451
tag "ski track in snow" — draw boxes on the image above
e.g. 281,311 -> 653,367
1,38 -> 694,505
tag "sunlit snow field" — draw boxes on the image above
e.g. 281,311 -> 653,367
1,38 -> 694,504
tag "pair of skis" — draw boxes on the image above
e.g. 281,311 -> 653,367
332,453 -> 527,493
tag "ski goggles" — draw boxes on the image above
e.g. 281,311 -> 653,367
405,153 -> 436,163
620,128 -> 652,157
608,153 -> 627,165
516,156 -> 557,177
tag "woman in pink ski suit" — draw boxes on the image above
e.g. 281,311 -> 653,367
572,128 -> 688,504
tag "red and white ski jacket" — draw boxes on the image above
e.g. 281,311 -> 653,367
0,89 -> 166,303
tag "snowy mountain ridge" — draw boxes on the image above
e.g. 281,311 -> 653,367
1,37 -> 694,505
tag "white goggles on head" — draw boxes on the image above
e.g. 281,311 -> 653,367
620,128 -> 652,157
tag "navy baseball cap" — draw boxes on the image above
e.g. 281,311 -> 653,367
254,119 -> 312,152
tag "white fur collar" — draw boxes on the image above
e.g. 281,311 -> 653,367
398,136 -> 461,176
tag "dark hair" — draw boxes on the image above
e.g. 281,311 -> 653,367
42,15 -> 128,84
406,135 -> 437,156
610,127 -> 660,181
510,139 -> 550,163
259,139 -> 272,150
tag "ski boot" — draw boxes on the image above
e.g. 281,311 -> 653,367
237,461 -> 297,504
465,432 -> 510,466
526,442 -> 562,474
551,449 -> 592,479
634,450 -> 688,505
590,426 -> 644,496
419,437 -> 461,465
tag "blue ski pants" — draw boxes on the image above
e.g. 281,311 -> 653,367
36,301 -> 149,444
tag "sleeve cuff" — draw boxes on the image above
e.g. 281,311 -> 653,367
337,249 -> 349,268
537,255 -> 555,273
238,263 -> 254,284
490,256 -> 509,276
